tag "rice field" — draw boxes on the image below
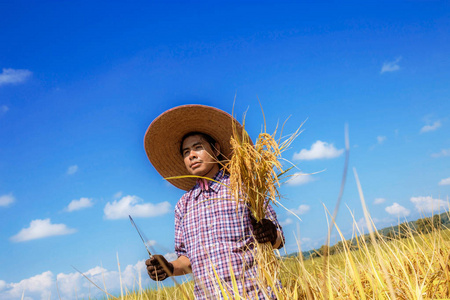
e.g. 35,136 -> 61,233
83,212 -> 450,300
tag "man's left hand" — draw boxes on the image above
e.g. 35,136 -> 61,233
250,215 -> 278,245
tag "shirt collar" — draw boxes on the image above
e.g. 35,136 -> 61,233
191,170 -> 225,199
209,169 -> 225,193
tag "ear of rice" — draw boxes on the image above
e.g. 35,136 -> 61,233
225,109 -> 301,292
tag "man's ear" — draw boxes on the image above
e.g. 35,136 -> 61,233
214,143 -> 221,156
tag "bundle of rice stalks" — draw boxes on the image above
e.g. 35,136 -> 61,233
225,111 -> 301,292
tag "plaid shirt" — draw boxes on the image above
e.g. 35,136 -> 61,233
174,170 -> 283,299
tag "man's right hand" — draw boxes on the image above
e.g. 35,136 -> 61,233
145,254 -> 174,281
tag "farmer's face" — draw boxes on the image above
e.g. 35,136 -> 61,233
181,135 -> 220,178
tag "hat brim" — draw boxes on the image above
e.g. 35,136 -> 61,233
144,104 -> 247,191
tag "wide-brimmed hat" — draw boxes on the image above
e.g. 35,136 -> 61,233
144,104 -> 247,191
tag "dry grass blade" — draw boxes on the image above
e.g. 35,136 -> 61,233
354,167 -> 397,300
117,252 -> 124,299
55,278 -> 62,300
322,124 -> 350,299
71,265 -> 118,299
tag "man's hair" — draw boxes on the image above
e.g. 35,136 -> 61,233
180,132 -> 225,162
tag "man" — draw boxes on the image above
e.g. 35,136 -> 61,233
143,104 -> 284,299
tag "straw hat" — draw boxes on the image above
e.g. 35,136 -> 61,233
144,104 -> 246,191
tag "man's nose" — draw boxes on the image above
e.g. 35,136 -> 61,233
189,150 -> 197,159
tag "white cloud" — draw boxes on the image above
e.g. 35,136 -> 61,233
280,218 -> 293,227
432,149 -> 450,158
55,266 -> 124,300
420,120 -> 441,133
66,165 -> 78,175
104,195 -> 171,220
356,218 -> 367,231
164,252 -> 178,262
377,136 -> 386,144
374,198 -> 386,205
356,217 -> 382,232
0,193 -> 15,207
297,236 -> 323,250
287,173 -> 315,186
380,57 -> 401,74
0,271 -> 53,300
293,140 -> 344,160
0,280 -> 6,291
10,219 -> 77,242
0,259 -> 152,300
0,105 -> 8,116
439,178 -> 450,186
0,68 -> 32,86
411,196 -> 448,213
291,204 -> 310,215
145,240 -> 157,250
385,203 -> 410,217
65,197 -> 93,212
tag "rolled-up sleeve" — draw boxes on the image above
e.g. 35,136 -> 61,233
265,203 -> 285,247
174,199 -> 187,258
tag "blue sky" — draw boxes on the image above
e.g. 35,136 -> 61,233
1,1 -> 449,299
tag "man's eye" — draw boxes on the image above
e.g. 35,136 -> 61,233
183,150 -> 190,156
195,145 -> 203,150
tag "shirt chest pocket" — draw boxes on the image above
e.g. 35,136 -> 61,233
212,205 -> 248,243
182,204 -> 207,243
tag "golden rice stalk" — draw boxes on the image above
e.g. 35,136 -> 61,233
225,110 -> 301,292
